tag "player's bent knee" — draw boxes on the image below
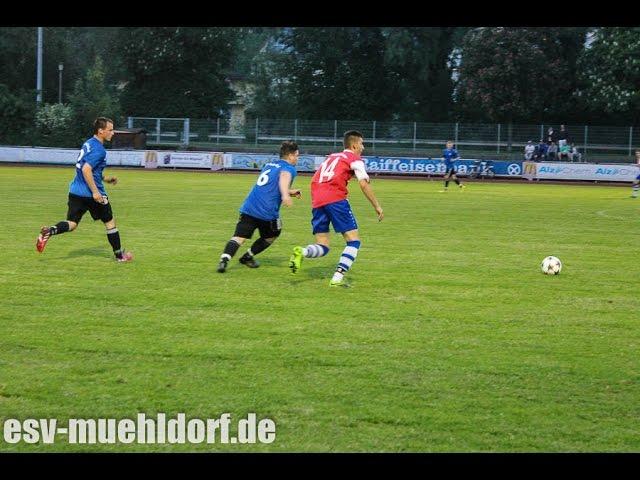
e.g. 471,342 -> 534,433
343,230 -> 360,242
68,221 -> 78,231
315,233 -> 331,246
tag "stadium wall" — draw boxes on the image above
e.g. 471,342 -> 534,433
1,146 -> 638,182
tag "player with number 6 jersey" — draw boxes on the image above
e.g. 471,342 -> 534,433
216,140 -> 301,273
289,130 -> 384,287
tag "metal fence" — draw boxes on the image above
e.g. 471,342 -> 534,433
128,117 -> 639,163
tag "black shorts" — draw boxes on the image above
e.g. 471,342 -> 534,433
445,167 -> 457,176
66,193 -> 114,224
233,213 -> 282,239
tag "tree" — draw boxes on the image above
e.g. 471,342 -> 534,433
117,27 -> 239,118
0,83 -> 35,144
67,57 -> 121,144
0,27 -> 125,106
246,30 -> 297,119
232,27 -> 281,77
578,27 -> 640,124
454,27 -> 587,123
273,27 -> 399,120
34,103 -> 74,147
382,27 -> 468,121
0,28 -> 37,96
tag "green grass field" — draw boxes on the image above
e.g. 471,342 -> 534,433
1,165 -> 639,452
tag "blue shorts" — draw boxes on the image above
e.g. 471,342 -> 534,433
636,174 -> 640,181
311,199 -> 358,234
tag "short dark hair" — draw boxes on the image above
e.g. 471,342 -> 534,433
93,117 -> 113,134
343,130 -> 363,149
280,140 -> 299,158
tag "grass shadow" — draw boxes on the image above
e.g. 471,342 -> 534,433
66,247 -> 111,259
287,264 -> 333,283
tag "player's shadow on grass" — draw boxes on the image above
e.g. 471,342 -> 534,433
249,257 -> 330,281
287,264 -> 331,283
66,247 -> 110,259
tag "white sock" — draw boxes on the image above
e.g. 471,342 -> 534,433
303,244 -> 329,258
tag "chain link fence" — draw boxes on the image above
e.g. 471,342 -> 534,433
128,117 -> 639,163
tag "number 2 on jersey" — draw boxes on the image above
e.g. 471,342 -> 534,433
75,147 -> 86,169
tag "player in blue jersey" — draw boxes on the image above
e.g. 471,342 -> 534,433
632,150 -> 640,198
35,117 -> 133,262
217,140 -> 301,273
440,140 -> 465,192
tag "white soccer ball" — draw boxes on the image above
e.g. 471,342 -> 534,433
541,256 -> 562,275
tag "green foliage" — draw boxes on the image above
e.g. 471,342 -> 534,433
455,27 -> 587,123
249,27 -> 467,122
246,33 -> 297,118
232,27 -> 280,77
383,27 -> 467,121
0,28 -> 37,96
34,103 -> 75,147
0,83 -> 35,144
578,28 -> 640,123
297,27 -> 396,120
118,27 -> 239,118
4,26 -> 640,132
255,27 -> 399,120
0,27 -> 123,106
67,57 -> 121,144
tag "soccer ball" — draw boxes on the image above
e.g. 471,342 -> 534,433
541,256 -> 562,275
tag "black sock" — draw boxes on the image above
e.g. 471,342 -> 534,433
221,240 -> 241,260
445,180 -> 449,188
455,178 -> 461,185
243,238 -> 271,259
107,228 -> 122,256
50,221 -> 70,235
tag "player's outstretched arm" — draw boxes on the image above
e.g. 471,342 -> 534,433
82,163 -> 105,204
359,179 -> 384,222
279,170 -> 293,207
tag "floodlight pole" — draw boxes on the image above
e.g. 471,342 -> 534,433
58,63 -> 64,104
36,27 -> 43,106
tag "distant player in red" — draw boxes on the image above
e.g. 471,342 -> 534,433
289,130 -> 384,287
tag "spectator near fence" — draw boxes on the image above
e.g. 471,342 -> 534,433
558,124 -> 569,148
524,140 -> 536,161
547,141 -> 558,161
559,142 -> 571,161
546,127 -> 558,145
570,144 -> 581,162
632,150 -> 640,198
535,139 -> 548,161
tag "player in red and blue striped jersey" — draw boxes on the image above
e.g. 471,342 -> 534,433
289,130 -> 383,287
